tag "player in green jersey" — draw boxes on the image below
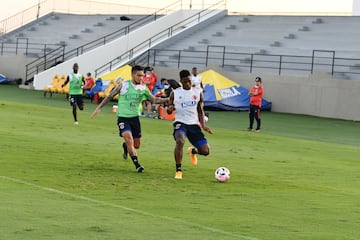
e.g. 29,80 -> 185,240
62,63 -> 85,125
90,65 -> 168,172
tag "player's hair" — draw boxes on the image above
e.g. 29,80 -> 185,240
132,65 -> 144,74
179,69 -> 190,79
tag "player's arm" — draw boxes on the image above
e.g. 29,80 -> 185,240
166,91 -> 175,114
62,76 -> 70,87
197,93 -> 213,134
248,88 -> 258,96
90,82 -> 122,118
148,89 -> 169,104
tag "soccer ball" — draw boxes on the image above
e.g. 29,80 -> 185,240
215,167 -> 230,182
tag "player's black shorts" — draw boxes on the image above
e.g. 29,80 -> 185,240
173,121 -> 208,148
117,116 -> 141,139
69,95 -> 83,107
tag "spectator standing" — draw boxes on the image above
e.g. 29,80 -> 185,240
167,69 -> 213,180
191,67 -> 203,92
90,65 -> 168,173
62,63 -> 85,125
247,76 -> 264,132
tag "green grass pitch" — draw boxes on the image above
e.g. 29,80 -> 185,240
0,85 -> 359,240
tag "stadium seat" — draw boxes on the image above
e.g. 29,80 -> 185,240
44,75 -> 62,97
54,76 -> 67,94
97,79 -> 118,99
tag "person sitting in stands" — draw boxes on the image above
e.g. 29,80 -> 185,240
83,72 -> 95,95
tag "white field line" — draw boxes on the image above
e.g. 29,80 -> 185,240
0,175 -> 259,240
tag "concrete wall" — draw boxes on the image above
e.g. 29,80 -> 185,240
0,55 -> 35,81
153,66 -> 360,121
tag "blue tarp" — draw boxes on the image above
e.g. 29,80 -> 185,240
0,74 -> 7,84
202,70 -> 272,111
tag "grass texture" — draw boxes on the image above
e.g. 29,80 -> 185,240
0,85 -> 359,240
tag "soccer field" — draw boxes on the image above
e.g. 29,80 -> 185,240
0,85 -> 359,240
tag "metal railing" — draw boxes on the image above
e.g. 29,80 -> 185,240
24,0 -> 184,82
132,48 -> 360,80
0,38 -> 60,57
25,46 -> 65,83
0,0 -> 176,36
94,0 -> 227,77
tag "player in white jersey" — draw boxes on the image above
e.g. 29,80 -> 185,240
167,69 -> 213,179
191,67 -> 203,92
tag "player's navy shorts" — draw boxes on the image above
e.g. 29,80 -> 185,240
117,116 -> 142,139
173,121 -> 208,148
69,95 -> 83,107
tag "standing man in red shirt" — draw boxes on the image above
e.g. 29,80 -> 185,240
247,77 -> 264,132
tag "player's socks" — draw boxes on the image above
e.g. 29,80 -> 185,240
131,156 -> 143,172
176,164 -> 182,172
122,142 -> 128,160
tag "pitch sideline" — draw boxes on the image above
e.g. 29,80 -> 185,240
0,175 -> 259,240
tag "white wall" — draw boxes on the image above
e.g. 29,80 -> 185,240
153,66 -> 360,121
353,0 -> 360,15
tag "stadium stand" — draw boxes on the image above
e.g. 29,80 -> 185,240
0,13 -> 148,56
157,15 -> 360,58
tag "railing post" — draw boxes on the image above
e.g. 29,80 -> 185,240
25,65 -> 28,82
153,49 -> 157,66
250,54 -> 253,73
16,38 -> 18,55
331,51 -> 335,76
178,50 -> 181,68
147,49 -> 150,66
205,46 -> 209,67
222,46 -> 225,67
279,55 -> 282,75
43,44 -> 47,58
62,46 -> 65,62
311,50 -> 315,74
25,38 -> 29,56
44,51 -> 47,70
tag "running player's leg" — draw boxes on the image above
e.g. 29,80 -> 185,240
76,95 -> 84,111
69,96 -> 78,124
255,107 -> 261,131
173,122 -> 187,179
118,117 -> 143,172
187,124 -> 209,165
248,105 -> 255,130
